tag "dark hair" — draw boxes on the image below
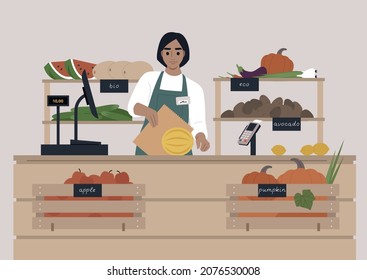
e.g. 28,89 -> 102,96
156,32 -> 190,67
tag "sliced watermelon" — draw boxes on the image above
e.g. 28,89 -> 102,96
65,59 -> 96,79
44,61 -> 72,80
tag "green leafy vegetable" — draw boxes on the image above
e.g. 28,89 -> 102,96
326,142 -> 344,184
294,189 -> 315,210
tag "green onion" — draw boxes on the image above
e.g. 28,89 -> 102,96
326,141 -> 344,184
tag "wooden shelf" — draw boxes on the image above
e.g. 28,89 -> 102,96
213,77 -> 325,82
214,117 -> 325,122
213,77 -> 325,155
42,79 -> 142,143
42,79 -> 139,83
43,120 -> 144,125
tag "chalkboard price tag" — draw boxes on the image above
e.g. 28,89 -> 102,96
73,184 -> 102,197
258,184 -> 287,197
100,80 -> 129,93
230,78 -> 259,91
273,117 -> 301,131
47,95 -> 69,106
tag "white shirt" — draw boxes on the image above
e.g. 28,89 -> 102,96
128,71 -> 208,137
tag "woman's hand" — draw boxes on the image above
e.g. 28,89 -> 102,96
134,103 -> 158,127
195,132 -> 210,152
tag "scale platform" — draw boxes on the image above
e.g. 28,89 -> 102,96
41,143 -> 108,155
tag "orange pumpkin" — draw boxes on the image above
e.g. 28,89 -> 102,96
242,165 -> 278,184
261,48 -> 294,74
278,158 -> 326,184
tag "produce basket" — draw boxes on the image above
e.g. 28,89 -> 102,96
32,183 -> 145,231
226,184 -> 339,231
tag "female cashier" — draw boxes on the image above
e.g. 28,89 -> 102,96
128,32 -> 210,155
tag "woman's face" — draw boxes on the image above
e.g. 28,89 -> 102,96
161,39 -> 185,71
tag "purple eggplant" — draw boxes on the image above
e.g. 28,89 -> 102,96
237,64 -> 267,78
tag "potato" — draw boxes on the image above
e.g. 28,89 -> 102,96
123,61 -> 153,80
93,61 -> 114,79
109,61 -> 130,78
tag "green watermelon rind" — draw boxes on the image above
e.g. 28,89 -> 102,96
44,62 -> 72,80
44,64 -> 56,79
44,63 -> 61,80
65,59 -> 82,80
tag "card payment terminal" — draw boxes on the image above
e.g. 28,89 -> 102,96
238,120 -> 262,146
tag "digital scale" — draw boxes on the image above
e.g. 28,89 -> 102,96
41,70 -> 108,155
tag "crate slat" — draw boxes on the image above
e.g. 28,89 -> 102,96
32,217 -> 145,230
227,217 -> 339,230
226,201 -> 339,213
32,201 -> 145,213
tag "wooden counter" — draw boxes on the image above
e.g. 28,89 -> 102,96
13,155 -> 356,259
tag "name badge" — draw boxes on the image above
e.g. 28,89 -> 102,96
176,96 -> 190,106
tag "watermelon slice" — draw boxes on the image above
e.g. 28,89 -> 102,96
44,61 -> 72,80
65,59 -> 96,79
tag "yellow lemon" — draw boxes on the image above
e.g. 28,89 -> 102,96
161,127 -> 194,155
313,143 -> 329,156
300,145 -> 314,156
272,145 -> 286,155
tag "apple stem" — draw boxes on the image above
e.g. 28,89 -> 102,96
78,168 -> 81,172
109,170 -> 113,173
117,170 -> 121,174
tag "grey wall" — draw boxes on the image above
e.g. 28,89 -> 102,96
1,0 -> 366,259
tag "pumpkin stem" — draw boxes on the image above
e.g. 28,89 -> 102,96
260,165 -> 273,173
277,48 -> 287,55
291,158 -> 305,169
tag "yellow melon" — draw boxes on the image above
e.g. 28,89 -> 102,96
161,128 -> 193,155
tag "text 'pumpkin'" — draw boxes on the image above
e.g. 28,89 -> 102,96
261,48 -> 294,74
161,127 -> 193,155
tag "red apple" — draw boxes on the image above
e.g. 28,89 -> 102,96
100,170 -> 115,184
89,174 -> 102,184
71,168 -> 86,183
115,171 -> 130,184
64,177 -> 75,184
79,175 -> 94,184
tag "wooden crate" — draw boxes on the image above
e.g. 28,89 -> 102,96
31,183 -> 145,231
226,184 -> 340,231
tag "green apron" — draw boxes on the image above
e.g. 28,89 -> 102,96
135,71 -> 192,155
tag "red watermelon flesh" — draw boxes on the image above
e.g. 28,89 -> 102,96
44,61 -> 72,80
65,59 -> 96,79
